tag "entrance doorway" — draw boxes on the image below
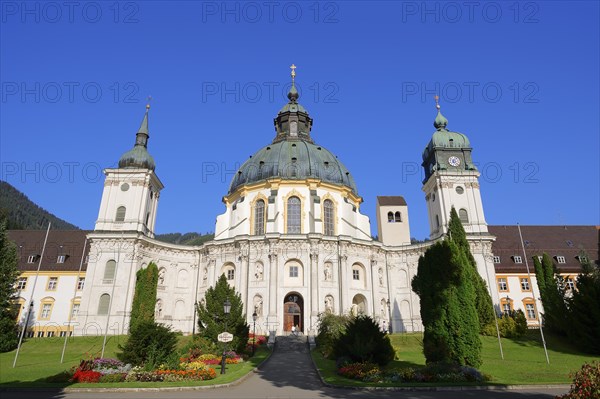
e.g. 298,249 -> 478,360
283,293 -> 303,333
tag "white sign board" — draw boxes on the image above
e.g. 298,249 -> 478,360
218,332 -> 233,343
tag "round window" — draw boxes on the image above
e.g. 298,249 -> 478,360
121,183 -> 130,192
456,186 -> 464,194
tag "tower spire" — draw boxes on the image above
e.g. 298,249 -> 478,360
118,101 -> 156,170
287,63 -> 299,103
433,95 -> 448,130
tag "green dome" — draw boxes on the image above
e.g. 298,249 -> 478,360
118,105 -> 156,171
119,145 -> 156,171
229,140 -> 358,195
422,110 -> 471,161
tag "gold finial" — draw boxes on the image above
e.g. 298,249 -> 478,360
290,64 -> 297,82
434,95 -> 440,111
146,95 -> 152,110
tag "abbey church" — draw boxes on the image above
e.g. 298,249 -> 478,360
9,68 -> 598,338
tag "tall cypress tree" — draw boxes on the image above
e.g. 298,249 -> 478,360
412,239 -> 482,367
567,256 -> 600,354
447,207 -> 495,331
129,262 -> 159,332
197,274 -> 249,354
533,253 -> 567,335
0,218 -> 20,352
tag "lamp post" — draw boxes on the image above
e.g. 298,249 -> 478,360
505,296 -> 511,316
386,299 -> 393,334
252,311 -> 257,356
220,298 -> 231,375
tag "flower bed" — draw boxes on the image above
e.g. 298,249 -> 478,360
337,361 -> 488,384
67,357 -> 217,383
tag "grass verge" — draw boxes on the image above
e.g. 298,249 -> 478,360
312,331 -> 596,387
0,335 -> 271,388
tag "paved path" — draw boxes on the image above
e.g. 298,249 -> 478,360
2,335 -> 569,399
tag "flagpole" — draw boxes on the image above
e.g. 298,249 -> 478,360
517,223 -> 550,364
13,222 -> 51,368
60,237 -> 87,363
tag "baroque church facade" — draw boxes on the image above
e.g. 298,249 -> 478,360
74,70 -> 500,337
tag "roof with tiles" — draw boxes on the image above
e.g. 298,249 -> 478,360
488,225 -> 599,274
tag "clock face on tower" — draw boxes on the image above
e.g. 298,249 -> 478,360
448,156 -> 461,167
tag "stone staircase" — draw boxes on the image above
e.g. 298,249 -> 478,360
275,334 -> 308,353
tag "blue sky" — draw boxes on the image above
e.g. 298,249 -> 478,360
1,1 -> 599,239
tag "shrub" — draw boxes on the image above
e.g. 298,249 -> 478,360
316,312 -> 350,359
482,310 -> 528,339
557,361 -> 600,399
118,321 -> 177,368
332,315 -> 395,366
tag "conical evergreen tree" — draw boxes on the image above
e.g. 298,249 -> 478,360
412,239 -> 482,367
567,257 -> 600,354
0,217 -> 20,352
197,274 -> 249,354
129,262 -> 158,332
533,253 -> 568,335
447,207 -> 495,331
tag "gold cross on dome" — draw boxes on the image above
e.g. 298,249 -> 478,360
146,95 -> 152,110
290,64 -> 297,82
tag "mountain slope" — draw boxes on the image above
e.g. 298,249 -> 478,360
0,180 -> 79,230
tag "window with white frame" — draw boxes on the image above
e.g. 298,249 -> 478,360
47,277 -> 58,290
352,269 -> 360,280
579,255 -> 588,263
47,331 -> 55,337
27,255 -> 37,263
37,331 -> 44,337
227,269 -> 235,281
565,278 -> 575,291
57,255 -> 66,263
289,265 -> 298,278
40,303 -> 52,319
520,278 -> 530,291
71,303 -> 80,320
514,256 -> 523,264
77,277 -> 85,290
17,277 -> 27,290
493,256 -> 501,263
502,302 -> 511,313
556,256 -> 566,264
497,278 -> 508,291
525,303 -> 536,319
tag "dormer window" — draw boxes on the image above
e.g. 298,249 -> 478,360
57,255 -> 67,264
578,255 -> 588,263
556,256 -> 566,264
513,256 -> 523,264
27,255 -> 38,264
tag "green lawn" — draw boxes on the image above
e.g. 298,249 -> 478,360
0,335 -> 271,388
312,331 -> 597,387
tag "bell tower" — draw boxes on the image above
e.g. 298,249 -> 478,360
94,103 -> 164,238
421,97 -> 487,240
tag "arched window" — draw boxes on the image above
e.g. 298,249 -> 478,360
459,208 -> 469,223
323,199 -> 334,236
98,294 -> 110,315
254,199 -> 265,235
287,196 -> 301,234
387,212 -> 394,222
394,211 -> 402,222
115,206 -> 126,222
155,299 -> 163,318
145,212 -> 150,226
103,260 -> 116,281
